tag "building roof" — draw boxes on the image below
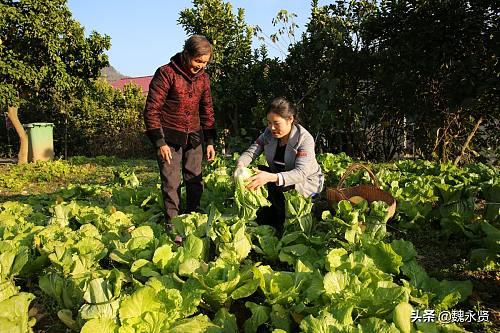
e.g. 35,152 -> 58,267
110,76 -> 153,95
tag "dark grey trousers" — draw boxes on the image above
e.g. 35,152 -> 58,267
156,143 -> 203,222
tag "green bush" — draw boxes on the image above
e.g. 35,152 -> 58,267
67,79 -> 152,158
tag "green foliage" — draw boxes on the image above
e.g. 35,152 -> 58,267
67,79 -> 148,157
0,292 -> 36,332
179,0 -> 282,153
1,155 -> 497,332
201,156 -> 237,213
469,221 -> 500,271
0,0 -> 151,159
265,0 -> 498,163
234,166 -> 271,220
0,0 -> 110,107
179,0 -> 253,80
285,0 -> 383,158
2,0 -> 497,163
369,0 -> 498,162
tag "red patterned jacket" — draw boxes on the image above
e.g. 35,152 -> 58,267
143,53 -> 216,148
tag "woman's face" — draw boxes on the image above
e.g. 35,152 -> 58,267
188,54 -> 210,74
267,112 -> 293,139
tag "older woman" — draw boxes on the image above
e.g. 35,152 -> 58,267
237,97 -> 324,227
144,35 -> 216,225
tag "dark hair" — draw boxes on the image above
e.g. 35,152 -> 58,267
182,35 -> 213,61
267,97 -> 298,124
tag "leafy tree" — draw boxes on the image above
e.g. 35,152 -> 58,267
0,0 -> 110,163
283,0 -> 380,157
178,0 -> 258,145
365,0 -> 499,163
253,9 -> 299,60
277,0 -> 497,163
68,79 -> 148,157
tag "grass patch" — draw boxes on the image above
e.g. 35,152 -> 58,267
0,157 -> 158,199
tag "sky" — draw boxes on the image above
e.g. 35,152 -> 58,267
67,1 -> 329,77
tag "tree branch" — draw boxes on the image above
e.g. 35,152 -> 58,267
7,106 -> 28,164
454,116 -> 483,165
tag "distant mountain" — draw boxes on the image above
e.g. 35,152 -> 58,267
100,66 -> 127,82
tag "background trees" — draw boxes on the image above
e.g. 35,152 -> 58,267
278,0 -> 498,163
0,0 -> 110,162
178,0 -> 264,149
364,0 -> 499,163
176,0 -> 497,164
1,0 -> 497,164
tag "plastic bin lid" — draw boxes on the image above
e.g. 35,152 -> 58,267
23,123 -> 55,128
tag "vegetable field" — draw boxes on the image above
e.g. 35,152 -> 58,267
0,154 -> 498,333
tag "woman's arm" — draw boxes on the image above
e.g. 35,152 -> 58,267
199,74 -> 216,146
237,132 -> 266,167
144,67 -> 171,148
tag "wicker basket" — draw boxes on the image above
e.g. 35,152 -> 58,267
326,163 -> 396,220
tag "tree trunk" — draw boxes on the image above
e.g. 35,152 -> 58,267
229,108 -> 240,137
7,106 -> 28,164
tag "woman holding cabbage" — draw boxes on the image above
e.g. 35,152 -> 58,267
236,97 -> 324,228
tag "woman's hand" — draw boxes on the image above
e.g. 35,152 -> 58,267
206,145 -> 216,161
158,145 -> 172,164
246,167 -> 278,190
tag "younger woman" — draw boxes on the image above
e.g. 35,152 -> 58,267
236,97 -> 324,227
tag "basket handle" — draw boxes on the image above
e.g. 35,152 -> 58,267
337,163 -> 381,189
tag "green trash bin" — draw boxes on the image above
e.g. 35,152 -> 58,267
23,123 -> 55,162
